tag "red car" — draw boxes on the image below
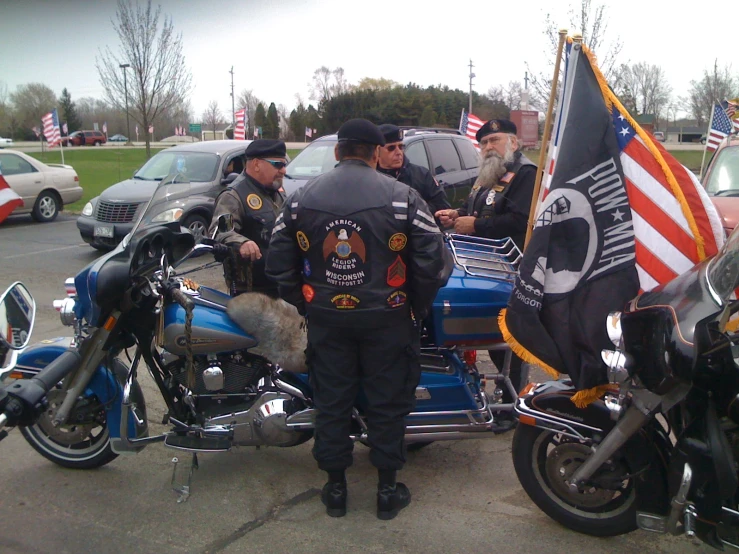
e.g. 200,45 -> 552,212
702,136 -> 739,235
62,130 -> 107,146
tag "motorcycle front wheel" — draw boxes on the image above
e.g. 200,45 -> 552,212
20,388 -> 117,470
512,424 -> 637,537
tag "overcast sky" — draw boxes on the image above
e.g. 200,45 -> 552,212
2,0 -> 735,123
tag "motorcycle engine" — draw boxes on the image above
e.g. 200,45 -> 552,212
166,351 -> 270,397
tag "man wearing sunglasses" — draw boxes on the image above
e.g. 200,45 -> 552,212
209,139 -> 288,297
376,124 -> 451,222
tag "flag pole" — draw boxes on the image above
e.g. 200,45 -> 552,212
524,29 -> 569,251
699,103 -> 716,179
59,136 -> 65,165
459,108 -> 465,131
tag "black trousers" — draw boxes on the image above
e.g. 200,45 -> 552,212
307,321 -> 421,472
488,350 -> 523,403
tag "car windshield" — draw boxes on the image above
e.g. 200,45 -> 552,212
708,224 -> 739,303
285,139 -> 338,178
122,174 -> 192,249
134,151 -> 218,182
704,146 -> 739,195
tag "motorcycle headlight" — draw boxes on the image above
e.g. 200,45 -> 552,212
606,311 -> 622,347
152,208 -> 184,223
81,202 -> 94,216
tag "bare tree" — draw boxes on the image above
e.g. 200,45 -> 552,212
527,0 -> 623,110
488,81 -> 525,111
202,101 -> 222,139
9,83 -> 58,130
309,66 -> 351,105
331,67 -> 351,96
236,89 -> 261,137
96,0 -> 193,157
277,103 -> 289,139
615,62 -> 672,124
686,60 -> 737,127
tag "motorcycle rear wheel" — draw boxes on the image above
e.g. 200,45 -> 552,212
512,424 -> 637,537
20,389 -> 117,470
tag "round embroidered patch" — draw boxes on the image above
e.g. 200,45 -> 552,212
246,194 -> 262,210
296,231 -> 310,251
388,233 -> 407,252
485,190 -> 495,205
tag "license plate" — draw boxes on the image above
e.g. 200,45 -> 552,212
94,225 -> 114,238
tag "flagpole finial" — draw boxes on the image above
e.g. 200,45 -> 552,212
558,29 -> 568,36
572,33 -> 583,43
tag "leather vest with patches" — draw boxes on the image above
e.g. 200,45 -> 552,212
465,154 -> 535,218
231,174 -> 285,252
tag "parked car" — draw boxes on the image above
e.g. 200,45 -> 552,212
0,149 -> 82,222
77,140 -> 250,250
109,134 -> 128,142
0,136 -> 13,149
63,130 -> 107,146
701,136 -> 739,235
652,131 -> 665,142
282,128 -> 480,207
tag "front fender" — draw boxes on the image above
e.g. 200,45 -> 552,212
517,380 -> 671,516
13,338 -> 148,442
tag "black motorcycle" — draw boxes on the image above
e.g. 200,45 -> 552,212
511,227 -> 739,549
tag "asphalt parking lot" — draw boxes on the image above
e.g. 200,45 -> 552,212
0,214 -> 712,554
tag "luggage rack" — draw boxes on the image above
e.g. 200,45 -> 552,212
446,234 -> 521,282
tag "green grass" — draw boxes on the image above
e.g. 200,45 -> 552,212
525,149 -> 705,172
30,149 -> 163,211
30,148 -> 305,212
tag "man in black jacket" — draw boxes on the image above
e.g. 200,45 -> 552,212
435,119 -> 537,405
209,139 -> 288,297
266,119 -> 445,520
376,123 -> 451,218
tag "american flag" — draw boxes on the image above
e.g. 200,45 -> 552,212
41,109 -> 61,147
459,109 -> 484,148
102,122 -> 107,135
62,122 -> 68,135
305,126 -> 312,138
0,164 -> 23,224
706,102 -> 734,151
32,126 -> 40,138
539,41 -> 724,292
148,125 -> 153,134
234,109 -> 246,140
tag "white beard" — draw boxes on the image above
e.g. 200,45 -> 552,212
474,141 -> 516,189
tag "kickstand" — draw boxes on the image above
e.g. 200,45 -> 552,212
171,453 -> 199,503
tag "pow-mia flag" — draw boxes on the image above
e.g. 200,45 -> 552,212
500,41 -> 640,395
501,39 -> 723,401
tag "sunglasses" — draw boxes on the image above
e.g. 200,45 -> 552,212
261,159 -> 288,169
385,144 -> 405,152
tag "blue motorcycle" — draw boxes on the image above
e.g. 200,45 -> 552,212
0,176 -> 522,494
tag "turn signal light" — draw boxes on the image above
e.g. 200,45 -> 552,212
462,350 -> 477,365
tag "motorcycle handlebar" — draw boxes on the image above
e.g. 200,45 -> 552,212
32,350 -> 81,391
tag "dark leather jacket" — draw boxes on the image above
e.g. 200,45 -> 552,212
266,159 -> 446,328
208,173 -> 285,295
458,152 -> 536,250
377,156 -> 451,216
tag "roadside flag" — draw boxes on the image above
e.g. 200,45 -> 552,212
499,38 -> 724,406
459,110 -> 484,149
0,164 -> 23,224
706,103 -> 734,151
41,109 -> 62,147
148,125 -> 154,134
313,128 -> 317,134
135,125 -> 139,141
305,127 -> 312,138
234,109 -> 246,140
62,122 -> 68,135
32,126 -> 40,138
102,122 -> 108,135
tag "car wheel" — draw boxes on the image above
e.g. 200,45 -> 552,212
94,141 -> 101,146
184,214 -> 208,240
32,191 -> 60,223
701,139 -> 706,145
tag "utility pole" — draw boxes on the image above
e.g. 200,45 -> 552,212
522,71 -> 530,111
119,63 -> 131,145
468,59 -> 475,114
229,66 -> 235,129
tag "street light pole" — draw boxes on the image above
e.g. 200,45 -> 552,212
119,63 -> 131,145
468,59 -> 475,114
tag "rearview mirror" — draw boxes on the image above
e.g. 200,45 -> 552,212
210,213 -> 234,240
0,282 -> 35,350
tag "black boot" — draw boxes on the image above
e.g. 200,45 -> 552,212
321,471 -> 347,517
377,482 -> 411,520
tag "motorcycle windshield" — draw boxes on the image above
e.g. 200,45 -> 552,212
122,172 -> 192,249
708,225 -> 739,303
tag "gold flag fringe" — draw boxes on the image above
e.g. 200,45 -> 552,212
498,309 -> 560,379
570,385 -> 611,408
577,42 -> 707,261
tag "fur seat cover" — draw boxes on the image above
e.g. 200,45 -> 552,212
226,293 -> 308,373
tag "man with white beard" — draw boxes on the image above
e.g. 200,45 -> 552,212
435,119 -> 536,251
435,119 -> 536,409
